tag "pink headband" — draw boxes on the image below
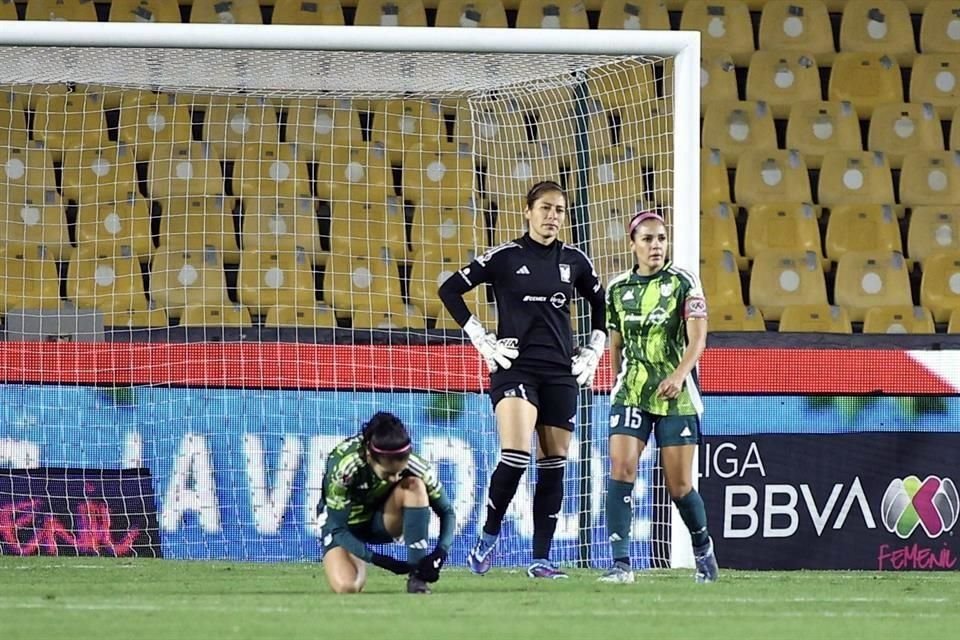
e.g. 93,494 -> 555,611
369,441 -> 412,456
628,211 -> 665,237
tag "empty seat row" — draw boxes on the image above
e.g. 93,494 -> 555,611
711,302 -> 960,334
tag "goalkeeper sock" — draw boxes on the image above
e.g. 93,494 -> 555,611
606,478 -> 634,564
532,456 -> 566,561
482,449 -> 529,538
673,489 -> 710,549
403,506 -> 432,565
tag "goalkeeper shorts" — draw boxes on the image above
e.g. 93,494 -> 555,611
489,367 -> 579,431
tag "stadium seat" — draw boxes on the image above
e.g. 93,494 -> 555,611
528,99 -> 580,163
32,90 -> 107,161
701,101 -> 778,168
515,0 -> 589,28
700,249 -> 744,308
597,0 -> 670,30
708,303 -> 767,331
351,309 -> 412,330
485,146 -> 563,212
232,143 -> 309,200
202,98 -> 280,161
757,0 -> 835,64
431,292 -> 496,330
189,0 -> 263,24
460,101 -> 530,162
785,101 -> 862,170
180,303 -> 253,327
828,53 -> 903,118
103,308 -> 169,329
734,149 -> 812,206
264,303 -> 338,328
920,250 -> 960,321
25,0 -> 97,21
271,0 -> 345,24
907,206 -> 960,267
619,98 -> 674,160
862,305 -> 936,333
412,203 -> 479,262
328,199 -> 408,263
920,1 -> 960,53
867,103 -> 944,169
817,151 -> 895,206
325,253 -> 405,319
149,142 -> 224,200
680,0 -> 755,66
839,0 -> 916,67
67,250 -> 150,313
743,202 -> 823,261
402,145 -> 474,207
700,202 -> 744,264
60,145 -> 139,204
371,99 -> 453,164
75,197 -> 153,264
314,142 -> 394,204
825,204 -> 903,264
242,195 -> 326,265
0,0 -> 16,19
353,0 -> 426,25
158,196 -> 240,263
0,92 -> 29,148
285,99 -> 363,163
0,188 -> 71,261
910,54 -> 960,118
435,0 -> 508,27
0,143 -> 57,193
237,246 -> 316,316
149,245 -> 229,319
117,92 -> 193,162
108,0 -> 181,22
899,151 -> 960,207
700,52 -> 739,114
749,249 -> 828,321
701,148 -> 732,206
745,51 -> 823,119
778,304 -> 853,333
409,252 -> 482,319
583,148 -> 647,213
834,250 -> 913,321
950,308 -> 960,332
0,245 -> 62,314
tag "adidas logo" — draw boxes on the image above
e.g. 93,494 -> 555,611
622,289 -> 635,301
409,539 -> 430,550
515,265 -> 531,275
680,426 -> 692,437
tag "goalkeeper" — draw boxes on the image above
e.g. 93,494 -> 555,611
438,180 -> 606,579
318,411 -> 455,595
599,211 -> 718,584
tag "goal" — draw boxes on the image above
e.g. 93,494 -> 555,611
0,22 -> 700,568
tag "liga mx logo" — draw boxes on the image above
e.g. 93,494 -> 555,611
881,476 -> 959,539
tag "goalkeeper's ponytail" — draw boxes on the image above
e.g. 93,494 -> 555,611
361,411 -> 412,463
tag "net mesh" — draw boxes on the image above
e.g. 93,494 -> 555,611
0,45 -> 675,568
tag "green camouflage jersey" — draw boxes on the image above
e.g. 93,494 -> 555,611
606,262 -> 707,416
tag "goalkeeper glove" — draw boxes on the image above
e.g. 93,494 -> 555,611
464,316 -> 518,373
414,548 -> 447,583
371,552 -> 412,575
571,330 -> 606,387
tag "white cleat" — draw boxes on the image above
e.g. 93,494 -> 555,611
597,563 -> 635,584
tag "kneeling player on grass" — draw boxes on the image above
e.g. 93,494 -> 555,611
319,411 -> 455,594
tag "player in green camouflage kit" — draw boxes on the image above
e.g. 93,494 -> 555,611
598,212 -> 718,584
319,412 -> 455,595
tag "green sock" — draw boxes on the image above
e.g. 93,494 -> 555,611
605,479 -> 634,561
403,506 -> 432,565
673,490 -> 709,549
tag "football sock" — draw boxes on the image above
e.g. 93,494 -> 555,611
403,506 -> 432,565
532,456 -> 566,561
606,478 -> 634,565
673,489 -> 710,549
482,449 -> 529,538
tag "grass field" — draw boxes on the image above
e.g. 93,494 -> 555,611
2,558 -> 958,640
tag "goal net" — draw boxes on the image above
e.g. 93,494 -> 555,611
0,23 -> 699,569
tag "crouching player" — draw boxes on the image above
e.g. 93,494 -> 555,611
319,411 -> 455,594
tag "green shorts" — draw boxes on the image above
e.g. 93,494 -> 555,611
320,508 -> 398,556
608,404 -> 701,447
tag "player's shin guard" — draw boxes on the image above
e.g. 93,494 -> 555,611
532,456 -> 566,561
483,449 -> 530,537
605,478 -> 634,564
403,506 -> 432,565
673,489 -> 710,549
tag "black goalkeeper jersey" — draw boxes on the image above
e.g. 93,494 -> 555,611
439,233 -> 606,370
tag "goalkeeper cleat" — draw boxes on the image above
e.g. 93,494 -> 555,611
466,537 -> 495,575
406,575 -> 432,594
694,538 -> 719,584
597,562 -> 635,584
527,560 -> 569,579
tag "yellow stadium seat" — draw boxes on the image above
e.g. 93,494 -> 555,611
409,252 -> 480,319
271,0 -> 344,24
828,53 -> 904,119
701,147 -> 732,206
0,244 -> 61,314
351,309 -> 413,330
700,249 -> 744,308
108,0 -> 181,22
325,252 -> 405,318
202,98 -> 280,161
907,206 -> 960,267
232,143 -> 309,199
743,202 -> 822,261
32,91 -> 106,161
817,151 -> 895,206
103,308 -> 169,328
529,99 -> 580,164
700,202 -> 744,264
117,92 -> 193,162
779,304 -> 853,333
189,0 -> 262,23
597,0 -> 669,30
315,143 -> 394,204
67,250 -> 150,313
158,196 -> 240,263
701,101 -> 778,168
758,0 -> 835,64
745,51 -> 823,119
412,203 -> 478,261
149,245 -> 229,319
371,99 -> 453,165
0,91 -> 29,148
709,304 -> 767,332
863,305 -> 936,333
264,303 -> 338,328
920,250 -> 960,321
75,196 -> 153,263
241,195 -> 326,265
0,0 -> 17,19
785,101 -> 862,170
431,291 -> 496,330
680,0 -> 755,66
435,0 -> 507,27
485,147 -> 563,212
619,98 -> 674,160
402,145 -> 474,207
460,101 -> 529,163
237,246 -> 315,315
700,52 -> 739,114
910,54 -> 960,118
149,142 -> 224,200
353,0 -> 426,25
285,99 -> 363,163
589,202 -> 633,265
825,204 -> 903,265
900,151 -> 960,207
839,0 -> 916,67
920,1 -> 960,54
735,149 -> 812,207
60,145 -> 139,204
583,148 -> 647,213
329,198 -> 408,262
180,303 -> 253,327
0,143 -> 57,193
585,59 -> 659,118
749,249 -> 828,320
516,0 -> 588,28
868,103 -> 944,170
950,307 -> 960,332
26,0 -> 97,20
834,250 -> 913,321
0,188 -> 70,260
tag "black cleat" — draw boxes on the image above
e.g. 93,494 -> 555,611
406,575 -> 432,594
